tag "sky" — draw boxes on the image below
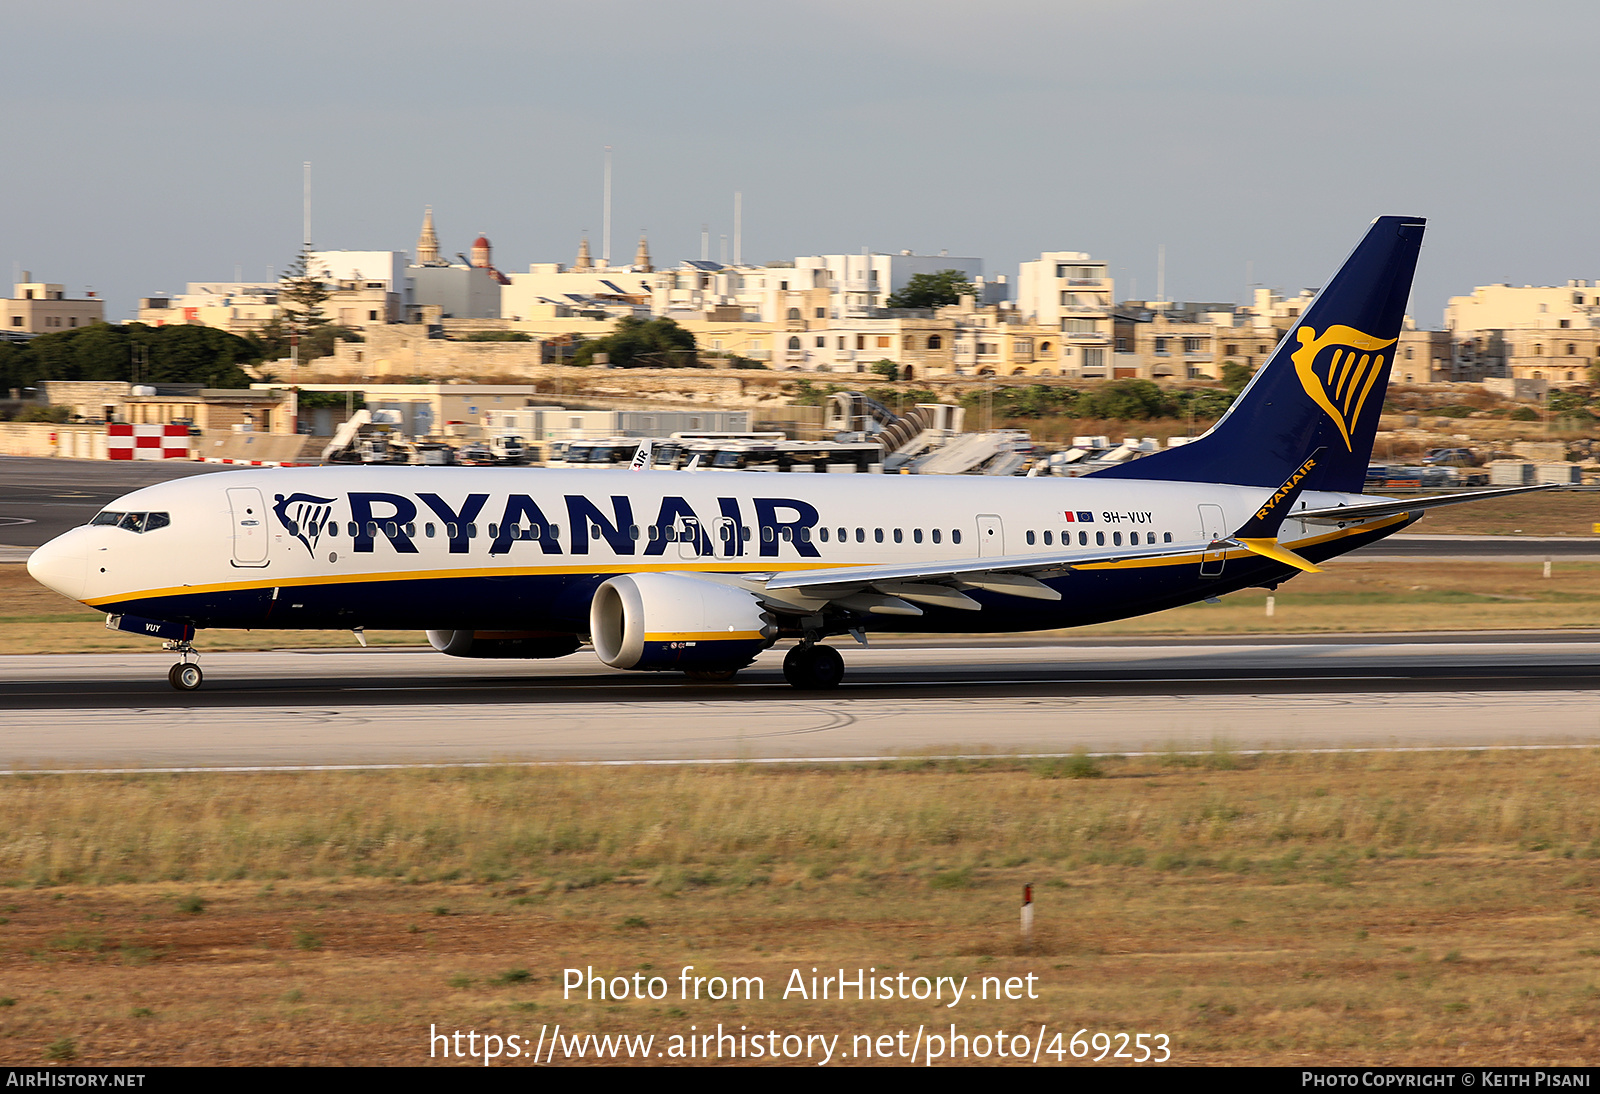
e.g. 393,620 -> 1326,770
4,0 -> 1597,326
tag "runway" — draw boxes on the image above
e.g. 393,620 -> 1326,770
2,639 -> 1595,770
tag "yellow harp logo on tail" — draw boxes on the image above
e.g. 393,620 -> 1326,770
1290,324 -> 1397,450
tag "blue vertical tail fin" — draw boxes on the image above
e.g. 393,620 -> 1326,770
1091,215 -> 1425,493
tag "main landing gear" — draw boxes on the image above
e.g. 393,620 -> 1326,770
783,643 -> 844,690
164,640 -> 203,692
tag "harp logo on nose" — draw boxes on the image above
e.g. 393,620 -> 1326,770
1291,324 -> 1397,450
273,492 -> 339,555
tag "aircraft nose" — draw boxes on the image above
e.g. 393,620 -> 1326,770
27,530 -> 89,603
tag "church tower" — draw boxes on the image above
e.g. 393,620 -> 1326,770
471,233 -> 492,269
575,235 -> 594,270
416,206 -> 441,265
632,232 -> 652,273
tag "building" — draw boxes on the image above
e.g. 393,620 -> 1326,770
135,283 -> 280,334
793,251 -> 989,318
1445,281 -> 1600,387
1015,252 -> 1114,376
3,275 -> 104,334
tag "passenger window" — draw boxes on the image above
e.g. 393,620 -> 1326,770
548,524 -> 559,539
467,524 -> 478,539
798,526 -> 810,542
532,523 -> 545,540
387,521 -> 400,538
648,525 -> 660,542
446,522 -> 458,538
952,529 -> 962,544
913,529 -> 923,544
874,528 -> 884,543
781,526 -> 793,542
348,521 -> 358,537
1078,531 -> 1087,546
1163,532 -> 1172,543
1044,531 -> 1053,545
629,525 -> 641,540
837,527 -> 846,541
1096,531 -> 1105,546
762,526 -> 775,543
489,523 -> 498,538
1113,531 -> 1122,546
855,528 -> 865,543
740,526 -> 751,541
425,523 -> 436,538
405,522 -> 415,537
932,529 -> 942,544
1026,530 -> 1036,545
591,524 -> 602,540
893,528 -> 903,543
366,522 -> 379,537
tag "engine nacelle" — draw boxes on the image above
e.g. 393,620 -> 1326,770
426,630 -> 582,659
589,573 -> 777,671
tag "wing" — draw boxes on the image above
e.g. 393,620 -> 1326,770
753,536 -> 1207,615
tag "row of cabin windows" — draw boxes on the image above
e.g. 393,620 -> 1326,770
307,521 -> 1175,549
1026,529 -> 1173,548
307,521 -> 968,546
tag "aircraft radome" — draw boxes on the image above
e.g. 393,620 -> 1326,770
26,217 -> 1562,691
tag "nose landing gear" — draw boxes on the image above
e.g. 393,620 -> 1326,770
164,640 -> 203,692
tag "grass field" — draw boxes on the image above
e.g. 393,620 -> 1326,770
1,752 -> 1598,1065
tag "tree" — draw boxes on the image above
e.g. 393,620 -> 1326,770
278,245 -> 330,331
869,359 -> 899,381
1220,361 -> 1255,394
885,269 -> 975,310
570,316 -> 698,368
0,323 -> 258,392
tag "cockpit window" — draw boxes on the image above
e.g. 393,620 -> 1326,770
90,510 -> 170,533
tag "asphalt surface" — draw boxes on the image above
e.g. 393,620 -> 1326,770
1,641 -> 1595,770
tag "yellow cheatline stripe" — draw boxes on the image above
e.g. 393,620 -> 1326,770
81,558 -> 859,608
643,631 -> 767,643
82,513 -> 1412,607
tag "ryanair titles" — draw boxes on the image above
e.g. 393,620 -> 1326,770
273,490 -> 822,560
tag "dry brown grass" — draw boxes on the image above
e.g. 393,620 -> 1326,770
2,752 -> 1599,1065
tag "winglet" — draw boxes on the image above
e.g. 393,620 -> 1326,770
1231,447 -> 1325,573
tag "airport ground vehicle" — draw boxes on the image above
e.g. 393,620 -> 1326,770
27,217 -> 1562,692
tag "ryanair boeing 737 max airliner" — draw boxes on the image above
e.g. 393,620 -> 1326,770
25,217 -> 1561,690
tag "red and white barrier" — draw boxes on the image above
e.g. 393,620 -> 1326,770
200,457 -> 314,467
107,423 -> 191,461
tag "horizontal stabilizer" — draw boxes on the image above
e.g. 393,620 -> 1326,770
1295,483 -> 1568,524
1233,537 -> 1325,574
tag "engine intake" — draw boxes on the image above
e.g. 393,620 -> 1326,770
590,573 -> 777,671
